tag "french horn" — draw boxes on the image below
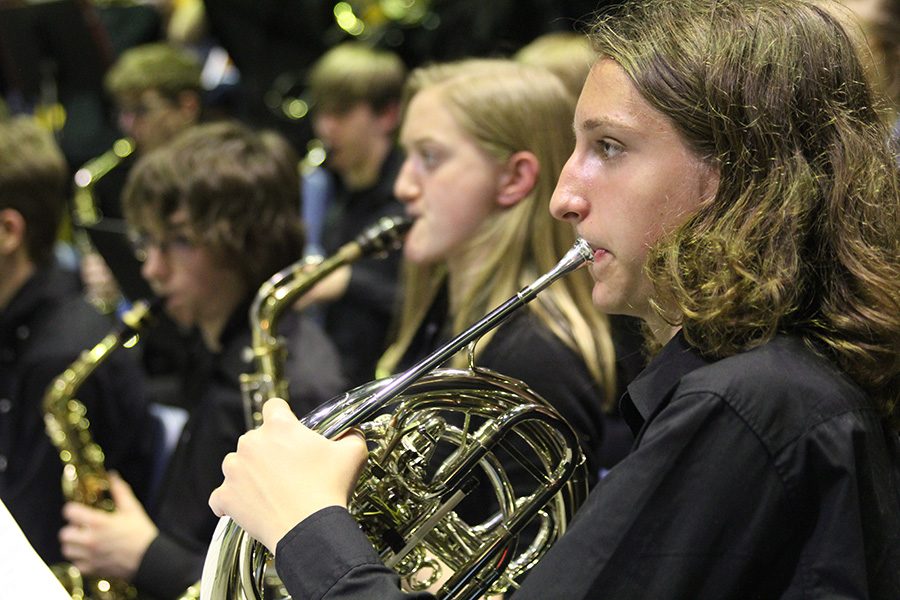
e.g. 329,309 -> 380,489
201,235 -> 594,600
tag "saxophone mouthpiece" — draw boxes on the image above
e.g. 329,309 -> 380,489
119,297 -> 162,335
354,215 -> 414,256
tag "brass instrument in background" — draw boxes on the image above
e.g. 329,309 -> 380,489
71,137 -> 135,231
240,214 -> 413,429
266,0 -> 435,123
332,0 -> 435,39
202,238 -> 595,600
43,300 -> 155,600
71,137 -> 136,315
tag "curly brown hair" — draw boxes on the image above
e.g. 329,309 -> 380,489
122,120 -> 304,291
590,0 -> 900,422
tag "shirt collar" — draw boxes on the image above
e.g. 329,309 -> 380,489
621,330 -> 710,433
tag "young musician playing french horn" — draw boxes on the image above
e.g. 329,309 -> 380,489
210,1 -> 900,597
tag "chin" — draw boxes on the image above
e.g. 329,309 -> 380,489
590,286 -> 628,317
164,304 -> 195,329
402,237 -> 435,266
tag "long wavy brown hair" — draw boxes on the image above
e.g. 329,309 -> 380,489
591,0 -> 899,424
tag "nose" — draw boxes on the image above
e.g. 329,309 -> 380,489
140,246 -> 168,288
550,154 -> 589,224
118,112 -> 136,136
312,113 -> 336,142
393,157 -> 420,204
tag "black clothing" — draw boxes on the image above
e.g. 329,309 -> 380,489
321,147 -> 405,388
395,286 -> 607,481
201,0 -> 331,149
275,332 -> 900,600
0,0 -> 122,167
0,265 -> 155,565
598,314 -> 646,470
133,299 -> 346,600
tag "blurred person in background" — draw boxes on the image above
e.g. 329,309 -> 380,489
297,42 -> 408,388
0,115 -> 154,567
60,120 -> 346,599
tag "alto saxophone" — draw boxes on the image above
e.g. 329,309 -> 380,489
240,214 -> 413,429
43,301 -> 155,600
212,215 -> 411,598
201,238 -> 594,600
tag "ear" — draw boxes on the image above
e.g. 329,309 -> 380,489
375,101 -> 402,135
698,160 -> 720,207
496,151 -> 540,208
176,90 -> 202,122
0,208 -> 26,256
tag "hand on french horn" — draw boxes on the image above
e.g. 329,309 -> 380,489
209,398 -> 369,552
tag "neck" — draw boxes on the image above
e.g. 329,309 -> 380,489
445,245 -> 489,317
198,286 -> 247,353
643,310 -> 681,347
0,253 -> 35,312
343,137 -> 392,191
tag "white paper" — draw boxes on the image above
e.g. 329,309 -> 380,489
0,499 -> 71,599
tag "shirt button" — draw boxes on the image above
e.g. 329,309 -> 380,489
0,398 -> 10,413
15,325 -> 29,340
0,455 -> 7,472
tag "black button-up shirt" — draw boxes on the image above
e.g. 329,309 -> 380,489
275,332 -> 900,599
133,298 -> 347,599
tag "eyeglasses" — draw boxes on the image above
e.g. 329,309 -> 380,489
116,96 -> 176,121
129,229 -> 197,262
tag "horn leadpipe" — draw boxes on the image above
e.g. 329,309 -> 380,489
306,237 -> 594,438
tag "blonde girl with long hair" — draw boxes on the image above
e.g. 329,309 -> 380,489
377,59 -> 618,482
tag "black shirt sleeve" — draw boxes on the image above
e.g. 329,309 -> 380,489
276,506 -> 431,600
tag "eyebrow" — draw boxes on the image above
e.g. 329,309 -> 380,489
573,117 -> 641,135
401,133 -> 440,146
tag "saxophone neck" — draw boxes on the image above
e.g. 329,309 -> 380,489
72,138 -> 135,227
249,215 -> 412,348
242,215 -> 413,425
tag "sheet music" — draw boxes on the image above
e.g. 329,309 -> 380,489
0,499 -> 71,599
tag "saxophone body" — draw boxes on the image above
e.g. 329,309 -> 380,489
202,238 -> 595,600
43,301 -> 154,600
239,214 -> 413,429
